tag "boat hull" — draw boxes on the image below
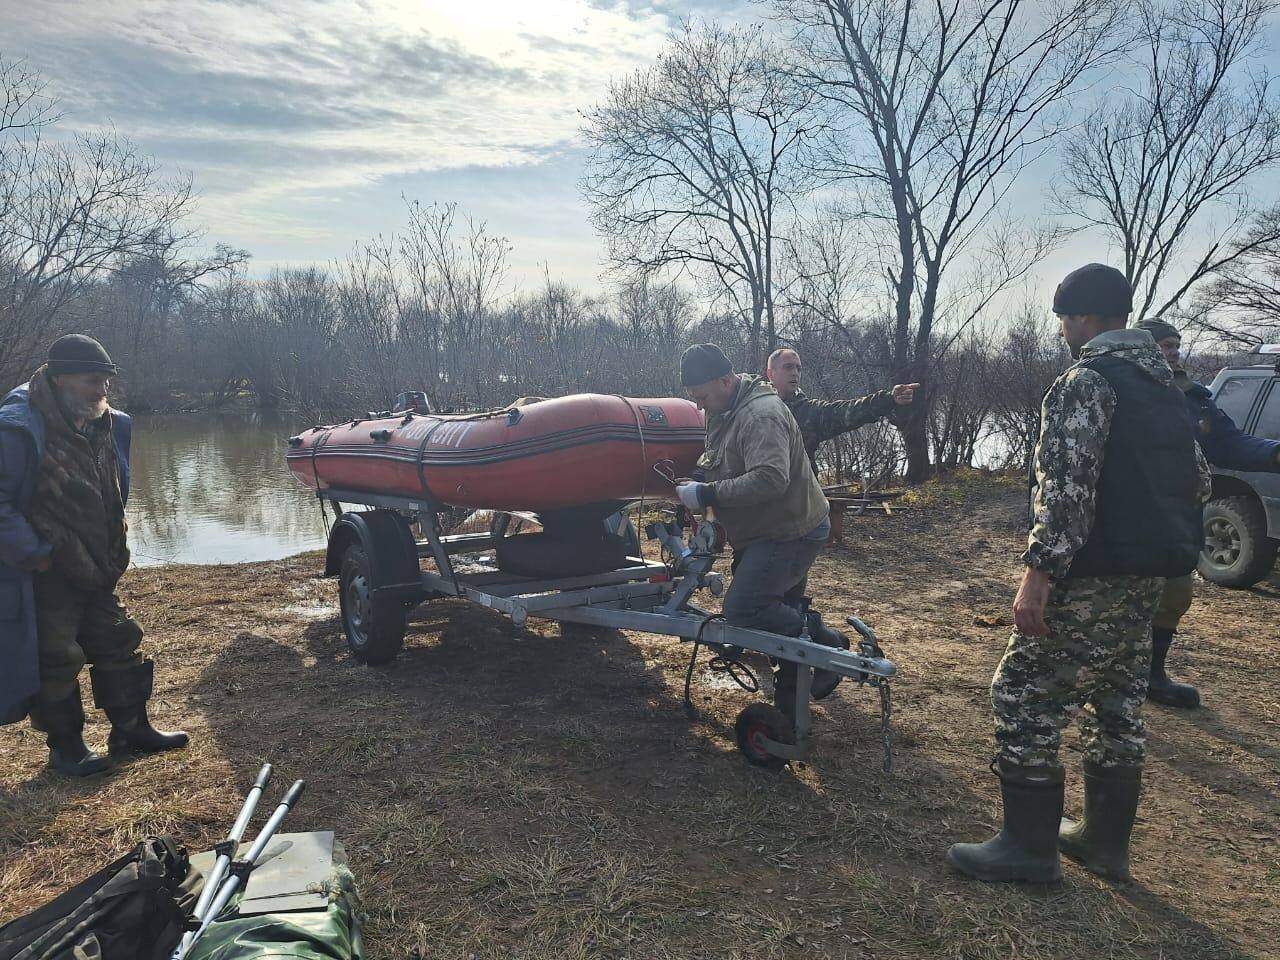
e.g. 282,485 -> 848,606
286,394 -> 705,511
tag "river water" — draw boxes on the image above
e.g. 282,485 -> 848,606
125,412 -> 329,566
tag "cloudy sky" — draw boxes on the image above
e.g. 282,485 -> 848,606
3,0 -> 749,289
3,0 -> 1278,299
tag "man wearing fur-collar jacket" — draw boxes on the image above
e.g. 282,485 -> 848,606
0,335 -> 188,776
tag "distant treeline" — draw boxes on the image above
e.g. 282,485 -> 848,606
5,0 -> 1279,485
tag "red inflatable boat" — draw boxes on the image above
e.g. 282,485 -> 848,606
286,394 -> 705,511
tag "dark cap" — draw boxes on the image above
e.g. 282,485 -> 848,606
1052,264 -> 1133,317
680,343 -> 733,386
1133,318 -> 1181,343
47,334 -> 117,376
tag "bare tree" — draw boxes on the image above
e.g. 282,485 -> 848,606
399,200 -> 511,408
780,0 -> 1123,480
0,123 -> 196,384
583,21 -> 814,369
1060,0 -> 1280,322
987,307 -> 1070,470
0,54 -> 58,139
1190,203 -> 1280,344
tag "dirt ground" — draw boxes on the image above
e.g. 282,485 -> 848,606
2,473 -> 1277,959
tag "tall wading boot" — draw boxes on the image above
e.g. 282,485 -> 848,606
1059,760 -> 1142,881
1148,628 -> 1200,708
91,660 -> 189,757
805,608 -> 851,701
947,760 -> 1064,883
28,684 -> 111,777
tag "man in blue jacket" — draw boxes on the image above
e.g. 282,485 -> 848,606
1135,319 -> 1280,708
1,335 -> 187,776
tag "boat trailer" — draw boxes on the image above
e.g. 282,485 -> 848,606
316,487 -> 897,772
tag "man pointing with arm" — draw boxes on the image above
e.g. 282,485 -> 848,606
765,348 -> 918,473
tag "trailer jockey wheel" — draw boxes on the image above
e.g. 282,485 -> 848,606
338,545 -> 407,665
734,703 -> 794,772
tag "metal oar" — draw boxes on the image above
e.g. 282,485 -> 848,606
173,763 -> 273,959
176,779 -> 306,960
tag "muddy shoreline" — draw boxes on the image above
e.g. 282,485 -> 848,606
3,474 -> 1277,959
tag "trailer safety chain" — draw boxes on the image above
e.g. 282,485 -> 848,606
877,678 -> 894,774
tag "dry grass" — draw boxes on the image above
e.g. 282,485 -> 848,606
2,476 -> 1277,959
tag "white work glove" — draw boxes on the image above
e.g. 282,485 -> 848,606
676,482 -> 707,510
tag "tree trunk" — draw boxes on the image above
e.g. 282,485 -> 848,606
898,388 -> 933,483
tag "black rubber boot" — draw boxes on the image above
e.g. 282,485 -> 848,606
92,660 -> 190,756
805,609 -> 850,701
773,661 -> 797,725
29,686 -> 110,777
946,760 -> 1064,883
1059,760 -> 1142,881
1148,629 -> 1200,708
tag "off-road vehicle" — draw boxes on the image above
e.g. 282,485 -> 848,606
1200,345 -> 1280,587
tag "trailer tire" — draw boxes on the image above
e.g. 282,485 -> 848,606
339,545 -> 407,665
734,703 -> 794,772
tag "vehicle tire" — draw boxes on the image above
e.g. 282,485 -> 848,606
1198,496 -> 1278,588
734,703 -> 794,772
339,544 -> 407,664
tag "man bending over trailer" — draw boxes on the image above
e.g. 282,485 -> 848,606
674,343 -> 849,715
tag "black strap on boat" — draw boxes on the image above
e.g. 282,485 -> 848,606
414,418 -> 447,504
309,428 -> 333,534
614,394 -> 650,528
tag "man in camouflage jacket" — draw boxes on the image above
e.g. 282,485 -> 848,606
765,349 -> 918,474
948,265 -> 1210,885
0,335 -> 188,777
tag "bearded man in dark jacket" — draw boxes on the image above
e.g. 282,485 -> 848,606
0,335 -> 188,776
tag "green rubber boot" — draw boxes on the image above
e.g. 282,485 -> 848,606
947,760 -> 1064,883
1059,760 -> 1142,881
1148,629 -> 1200,708
29,685 -> 111,778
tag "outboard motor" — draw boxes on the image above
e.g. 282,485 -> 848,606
393,390 -> 433,415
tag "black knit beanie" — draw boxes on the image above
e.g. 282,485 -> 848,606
680,343 -> 733,386
1052,264 -> 1133,317
47,334 -> 118,376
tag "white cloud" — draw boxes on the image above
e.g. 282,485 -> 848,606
1,0 -> 727,285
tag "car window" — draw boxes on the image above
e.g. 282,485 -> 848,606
1214,376 -> 1263,427
1256,382 -> 1280,441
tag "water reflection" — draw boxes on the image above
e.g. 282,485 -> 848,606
125,412 -> 328,566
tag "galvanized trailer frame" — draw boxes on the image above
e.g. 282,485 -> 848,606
317,487 -> 896,771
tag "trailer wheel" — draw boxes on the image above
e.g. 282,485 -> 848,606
339,545 -> 407,665
734,704 -> 794,772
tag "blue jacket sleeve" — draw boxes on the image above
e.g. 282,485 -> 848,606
1196,394 -> 1280,473
0,429 -> 51,568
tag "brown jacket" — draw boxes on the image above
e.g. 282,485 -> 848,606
698,376 -> 829,548
25,367 -> 130,590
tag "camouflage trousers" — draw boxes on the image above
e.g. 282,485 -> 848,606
992,575 -> 1163,770
32,569 -> 144,703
